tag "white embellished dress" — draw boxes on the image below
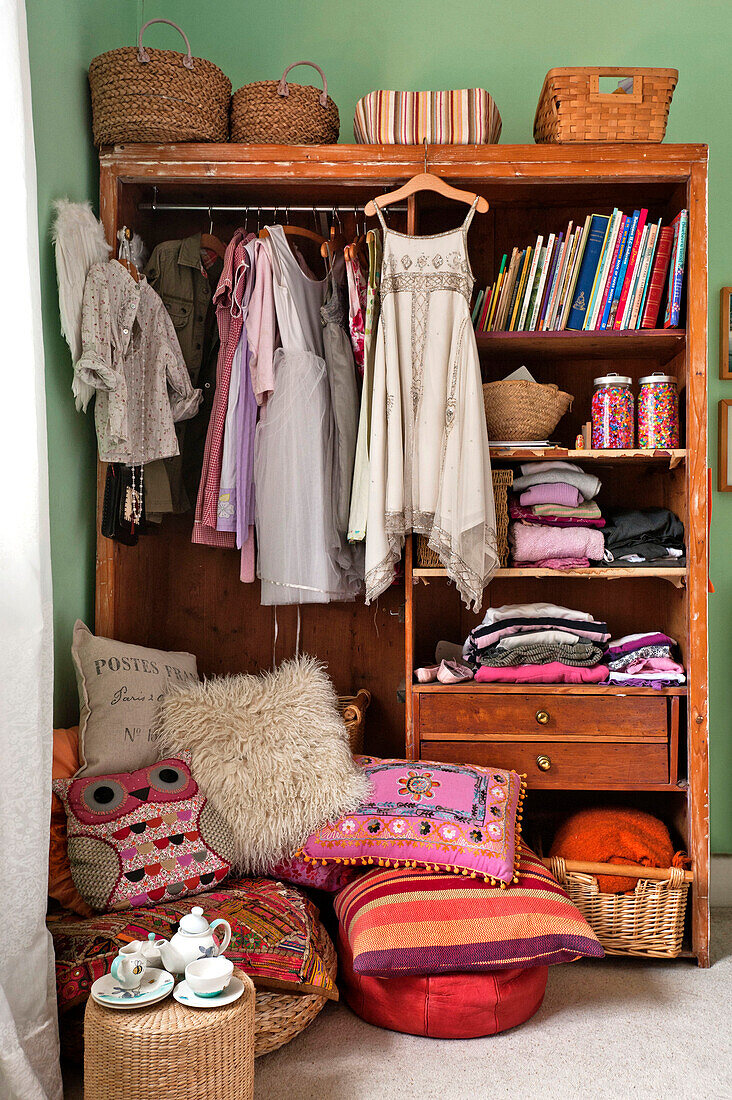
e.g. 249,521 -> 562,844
365,201 -> 498,612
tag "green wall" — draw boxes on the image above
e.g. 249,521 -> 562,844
28,0 -> 732,849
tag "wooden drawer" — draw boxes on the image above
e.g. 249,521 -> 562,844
418,692 -> 668,743
421,739 -> 670,788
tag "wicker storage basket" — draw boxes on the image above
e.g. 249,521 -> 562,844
416,469 -> 513,569
534,67 -> 678,144
231,61 -> 339,144
337,689 -> 371,754
549,858 -> 690,959
89,20 -> 230,146
482,380 -> 572,442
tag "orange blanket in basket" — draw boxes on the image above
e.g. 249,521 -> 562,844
549,807 -> 684,894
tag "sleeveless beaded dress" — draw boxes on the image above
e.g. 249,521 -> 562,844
365,200 -> 498,612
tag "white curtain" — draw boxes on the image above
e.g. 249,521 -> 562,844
0,1 -> 63,1097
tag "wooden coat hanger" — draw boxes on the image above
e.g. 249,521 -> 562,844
200,209 -> 227,259
321,216 -> 347,260
259,209 -> 326,247
116,226 -> 140,283
365,144 -> 488,217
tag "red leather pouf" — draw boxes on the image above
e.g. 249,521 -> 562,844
338,930 -> 547,1039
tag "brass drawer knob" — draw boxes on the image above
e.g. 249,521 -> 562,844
536,754 -> 552,772
535,710 -> 550,725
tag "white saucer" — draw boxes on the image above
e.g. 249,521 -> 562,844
173,976 -> 245,1009
91,967 -> 174,1010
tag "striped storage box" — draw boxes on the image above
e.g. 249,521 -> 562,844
354,89 -> 501,145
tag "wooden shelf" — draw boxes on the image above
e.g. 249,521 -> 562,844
475,328 -> 685,360
413,566 -> 687,587
490,447 -> 685,467
412,683 -> 687,696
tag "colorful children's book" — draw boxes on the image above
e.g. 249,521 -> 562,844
598,215 -> 630,330
641,225 -> 674,328
613,208 -> 648,329
663,210 -> 688,328
567,215 -> 609,330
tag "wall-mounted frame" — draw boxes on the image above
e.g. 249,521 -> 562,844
721,287 -> 732,379
719,400 -> 732,490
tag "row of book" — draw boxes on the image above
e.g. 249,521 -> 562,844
471,207 -> 688,333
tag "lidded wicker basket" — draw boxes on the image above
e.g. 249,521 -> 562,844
534,67 -> 678,144
482,380 -> 572,442
231,61 -> 339,144
416,469 -> 513,569
549,858 -> 690,959
89,20 -> 231,146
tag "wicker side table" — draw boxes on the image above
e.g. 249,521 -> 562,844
84,968 -> 255,1100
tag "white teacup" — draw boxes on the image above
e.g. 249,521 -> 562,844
111,941 -> 148,990
185,956 -> 234,998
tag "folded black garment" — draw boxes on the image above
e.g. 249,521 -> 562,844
599,507 -> 684,562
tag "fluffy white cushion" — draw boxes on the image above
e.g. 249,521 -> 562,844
155,657 -> 370,873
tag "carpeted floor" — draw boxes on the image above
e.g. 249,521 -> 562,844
64,909 -> 732,1100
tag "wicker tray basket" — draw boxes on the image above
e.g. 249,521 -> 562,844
89,20 -> 230,146
483,380 -> 572,442
534,67 -> 678,144
548,857 -> 691,959
231,62 -> 339,144
337,689 -> 371,754
416,469 -> 513,569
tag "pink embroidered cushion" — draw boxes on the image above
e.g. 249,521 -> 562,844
301,755 -> 526,885
52,752 -> 234,912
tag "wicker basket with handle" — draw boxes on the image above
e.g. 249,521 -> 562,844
416,469 -> 513,569
89,19 -> 231,146
482,380 -> 572,442
548,857 -> 690,958
337,689 -> 371,754
231,61 -> 339,144
534,67 -> 678,144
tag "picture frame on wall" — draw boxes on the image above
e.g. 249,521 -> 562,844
719,400 -> 732,491
721,287 -> 732,380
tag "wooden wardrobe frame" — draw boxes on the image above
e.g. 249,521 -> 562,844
96,143 -> 709,965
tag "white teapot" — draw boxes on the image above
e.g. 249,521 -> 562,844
158,906 -> 231,975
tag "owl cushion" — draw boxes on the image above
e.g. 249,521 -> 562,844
301,755 -> 526,885
52,752 -> 234,912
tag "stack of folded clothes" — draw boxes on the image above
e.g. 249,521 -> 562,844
508,461 -> 605,569
601,507 -> 685,567
463,602 -> 611,684
602,631 -> 686,689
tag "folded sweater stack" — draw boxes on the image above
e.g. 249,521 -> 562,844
508,461 -> 604,569
463,602 -> 611,685
603,631 -> 686,690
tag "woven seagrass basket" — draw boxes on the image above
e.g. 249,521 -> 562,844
231,62 -> 339,144
482,380 -> 572,442
549,858 -> 690,959
89,20 -> 230,146
337,689 -> 370,755
534,67 -> 678,144
416,469 -> 513,569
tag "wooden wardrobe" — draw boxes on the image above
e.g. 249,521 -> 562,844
96,143 -> 709,965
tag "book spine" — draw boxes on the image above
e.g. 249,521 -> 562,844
599,215 -> 629,330
607,209 -> 639,329
560,216 -> 592,330
641,226 -> 674,328
662,216 -> 681,327
508,249 -> 529,331
518,238 -> 543,330
486,270 -> 503,331
556,228 -> 582,330
613,208 -> 648,329
629,223 -> 657,329
496,249 -> 519,331
478,284 -> 493,331
636,219 -> 662,324
567,214 -> 609,330
621,225 -> 649,329
589,210 -> 622,330
538,232 -> 562,330
583,210 -> 616,330
546,231 -> 572,330
531,234 -> 555,330
471,288 -> 484,327
665,210 -> 688,328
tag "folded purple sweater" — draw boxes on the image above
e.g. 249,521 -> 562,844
519,482 -> 582,508
510,522 -> 605,563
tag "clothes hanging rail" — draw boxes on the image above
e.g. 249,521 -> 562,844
137,201 -> 408,214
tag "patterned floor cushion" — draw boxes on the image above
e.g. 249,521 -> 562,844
48,876 -> 337,1012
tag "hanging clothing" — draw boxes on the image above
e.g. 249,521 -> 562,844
143,233 -> 222,513
254,225 -> 360,604
321,251 -> 360,535
75,260 -> 201,465
192,229 -> 253,547
348,229 -> 382,542
365,202 -> 498,611
345,249 -> 367,372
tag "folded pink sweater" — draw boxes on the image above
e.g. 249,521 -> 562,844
510,523 -> 604,563
519,482 -> 582,508
475,662 -> 610,684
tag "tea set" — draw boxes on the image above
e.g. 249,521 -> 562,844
91,905 -> 245,1012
